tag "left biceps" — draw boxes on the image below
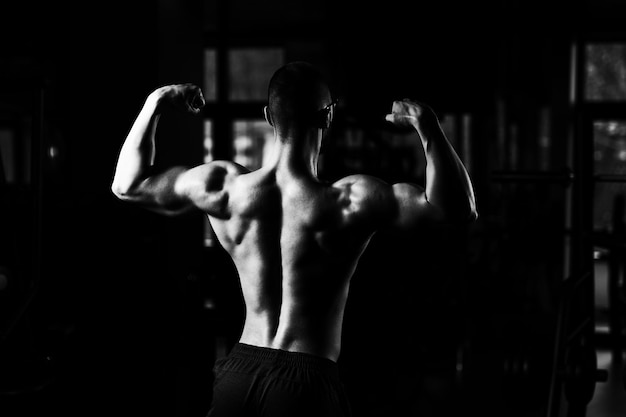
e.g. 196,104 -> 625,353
171,164 -> 235,217
126,167 -> 197,215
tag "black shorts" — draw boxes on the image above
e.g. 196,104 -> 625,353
206,343 -> 352,417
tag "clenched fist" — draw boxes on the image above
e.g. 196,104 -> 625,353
385,99 -> 436,128
151,83 -> 206,115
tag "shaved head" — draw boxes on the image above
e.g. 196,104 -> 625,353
267,61 -> 332,135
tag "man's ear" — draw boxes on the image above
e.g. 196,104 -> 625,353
263,106 -> 273,126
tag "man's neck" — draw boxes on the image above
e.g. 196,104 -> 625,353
269,130 -> 321,178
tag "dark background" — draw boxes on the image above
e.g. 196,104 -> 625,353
0,1 -> 624,417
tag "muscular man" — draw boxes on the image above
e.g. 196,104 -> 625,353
111,61 -> 477,416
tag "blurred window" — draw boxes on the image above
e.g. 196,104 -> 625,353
228,48 -> 284,101
203,49 -> 217,102
232,120 -> 274,171
593,120 -> 626,231
585,43 -> 626,101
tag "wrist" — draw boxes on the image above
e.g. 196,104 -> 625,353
415,110 -> 439,130
145,89 -> 166,112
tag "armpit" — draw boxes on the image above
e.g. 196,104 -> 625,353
205,189 -> 229,218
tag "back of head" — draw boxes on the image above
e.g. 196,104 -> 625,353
267,61 -> 331,134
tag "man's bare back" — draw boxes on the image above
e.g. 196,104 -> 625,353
204,157 -> 388,361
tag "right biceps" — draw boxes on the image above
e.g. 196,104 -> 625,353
388,183 -> 441,230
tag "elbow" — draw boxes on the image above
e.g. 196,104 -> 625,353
111,183 -> 124,200
462,200 -> 479,224
111,180 -> 134,201
111,188 -> 127,201
466,198 -> 478,223
467,206 -> 479,223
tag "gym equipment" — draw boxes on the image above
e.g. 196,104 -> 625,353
546,271 -> 609,416
453,330 -> 608,412
562,343 -> 608,406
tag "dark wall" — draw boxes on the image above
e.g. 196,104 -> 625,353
1,2 -> 179,416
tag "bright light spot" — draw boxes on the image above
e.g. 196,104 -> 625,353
204,298 -> 217,310
48,145 -> 59,159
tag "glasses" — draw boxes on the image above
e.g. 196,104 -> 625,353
320,98 -> 339,113
318,98 -> 339,122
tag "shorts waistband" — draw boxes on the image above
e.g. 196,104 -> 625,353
229,343 -> 338,373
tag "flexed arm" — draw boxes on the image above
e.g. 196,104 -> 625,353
111,84 -> 206,215
385,99 -> 477,226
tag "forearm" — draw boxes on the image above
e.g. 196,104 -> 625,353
112,91 -> 162,197
416,118 -> 477,222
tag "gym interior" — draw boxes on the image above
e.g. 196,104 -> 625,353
0,1 -> 625,416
